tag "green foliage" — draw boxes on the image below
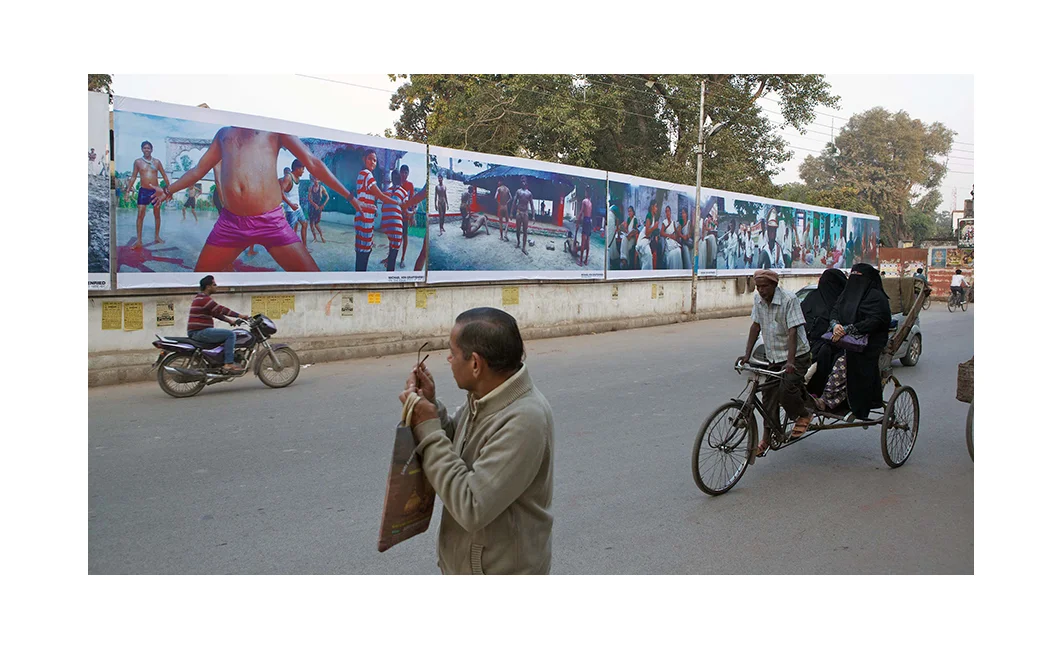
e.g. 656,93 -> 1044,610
88,74 -> 112,94
388,74 -> 839,196
772,183 -> 877,216
180,155 -> 194,172
798,107 -> 955,245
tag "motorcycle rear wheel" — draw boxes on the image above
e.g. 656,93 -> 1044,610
157,353 -> 207,398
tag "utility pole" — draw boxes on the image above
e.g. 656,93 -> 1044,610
691,81 -> 706,317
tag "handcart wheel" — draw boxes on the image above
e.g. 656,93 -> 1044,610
692,402 -> 757,496
881,385 -> 919,468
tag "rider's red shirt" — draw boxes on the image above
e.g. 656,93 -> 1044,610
188,293 -> 239,334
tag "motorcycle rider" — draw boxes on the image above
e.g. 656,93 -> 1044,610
188,275 -> 250,374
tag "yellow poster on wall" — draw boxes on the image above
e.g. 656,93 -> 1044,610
368,292 -> 381,305
502,286 -> 519,306
123,302 -> 143,331
102,302 -> 123,330
266,295 -> 283,318
651,284 -> 657,299
251,295 -> 268,316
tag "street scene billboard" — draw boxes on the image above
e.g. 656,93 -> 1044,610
425,146 -> 607,283
112,97 -> 427,288
88,91 -> 111,289
705,193 -> 879,276
606,173 -> 699,279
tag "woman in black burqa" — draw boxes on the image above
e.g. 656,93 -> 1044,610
814,263 -> 892,419
803,268 -> 848,395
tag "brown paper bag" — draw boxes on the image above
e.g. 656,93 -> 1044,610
377,420 -> 436,552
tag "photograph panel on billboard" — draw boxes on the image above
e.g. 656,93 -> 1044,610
606,172 -> 698,279
113,97 -> 428,288
425,146 -> 607,283
704,190 -> 879,276
88,91 -> 111,289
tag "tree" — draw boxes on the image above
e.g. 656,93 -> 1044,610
773,183 -> 877,216
88,74 -> 112,94
798,107 -> 955,245
387,74 -> 839,196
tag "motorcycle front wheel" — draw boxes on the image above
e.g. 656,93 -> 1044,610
157,353 -> 207,398
257,347 -> 301,388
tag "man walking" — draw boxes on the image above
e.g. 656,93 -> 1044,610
513,176 -> 534,255
495,179 -> 512,242
737,269 -> 814,455
399,307 -> 554,574
187,275 -> 250,374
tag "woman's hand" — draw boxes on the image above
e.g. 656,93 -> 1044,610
832,324 -> 845,342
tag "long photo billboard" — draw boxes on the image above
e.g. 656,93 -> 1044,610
112,97 -> 428,288
95,96 -> 880,289
426,146 -> 607,283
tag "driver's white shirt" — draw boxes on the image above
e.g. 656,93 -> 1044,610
951,274 -> 967,287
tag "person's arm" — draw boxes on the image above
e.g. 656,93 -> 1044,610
401,186 -> 428,209
371,183 -> 400,205
202,296 -> 246,323
156,136 -> 222,201
320,190 -> 329,210
786,327 -> 799,374
739,321 -> 761,365
124,162 -> 141,194
412,407 -> 548,533
157,160 -> 171,188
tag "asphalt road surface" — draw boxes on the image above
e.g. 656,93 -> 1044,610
88,304 -> 974,574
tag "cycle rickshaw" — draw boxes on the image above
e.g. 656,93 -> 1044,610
691,281 -> 930,496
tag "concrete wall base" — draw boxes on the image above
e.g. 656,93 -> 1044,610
88,277 -> 809,387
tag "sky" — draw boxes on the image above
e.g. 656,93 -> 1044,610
112,74 -> 974,212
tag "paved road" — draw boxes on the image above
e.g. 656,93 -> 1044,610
89,304 -> 974,574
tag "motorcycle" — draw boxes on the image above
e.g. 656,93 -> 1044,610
151,314 -> 300,398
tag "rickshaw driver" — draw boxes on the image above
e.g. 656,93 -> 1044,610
736,269 -> 814,454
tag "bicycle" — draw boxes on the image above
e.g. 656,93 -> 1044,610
948,287 -> 968,312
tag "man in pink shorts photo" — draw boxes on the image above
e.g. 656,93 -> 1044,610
155,127 -> 358,272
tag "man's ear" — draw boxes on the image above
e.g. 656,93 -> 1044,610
470,352 -> 482,377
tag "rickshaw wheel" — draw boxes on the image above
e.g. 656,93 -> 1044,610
881,385 -> 919,468
966,402 -> 974,461
692,402 -> 757,496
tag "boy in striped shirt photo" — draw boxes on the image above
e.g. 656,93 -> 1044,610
354,150 -> 404,272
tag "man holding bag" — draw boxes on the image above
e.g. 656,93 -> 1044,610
398,307 -> 554,575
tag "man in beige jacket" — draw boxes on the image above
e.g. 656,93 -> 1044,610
400,307 -> 554,574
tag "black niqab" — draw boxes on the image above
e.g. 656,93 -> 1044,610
802,268 -> 848,342
833,263 -> 884,325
